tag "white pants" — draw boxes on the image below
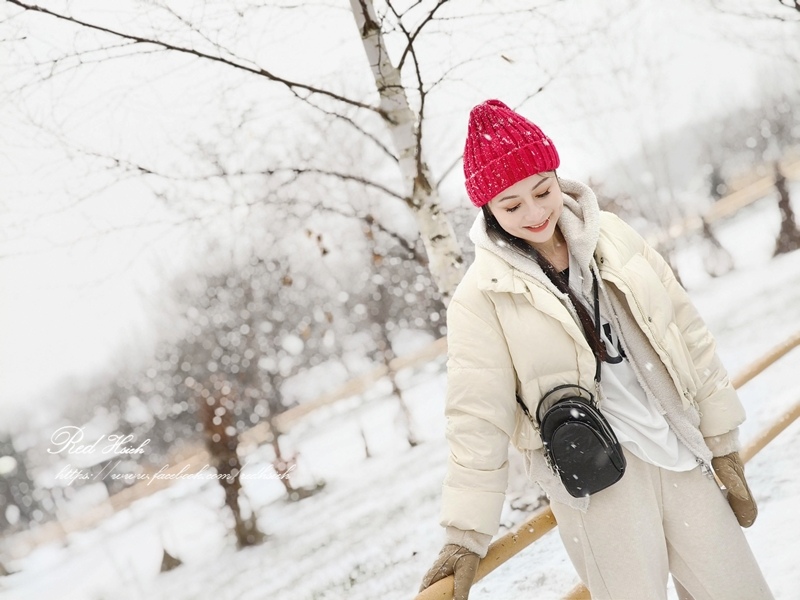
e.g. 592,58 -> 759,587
549,449 -> 773,600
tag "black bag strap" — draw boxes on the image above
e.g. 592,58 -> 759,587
517,389 -> 536,425
591,272 -> 602,384
516,271 -> 605,420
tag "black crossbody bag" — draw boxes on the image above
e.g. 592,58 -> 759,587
516,274 -> 626,498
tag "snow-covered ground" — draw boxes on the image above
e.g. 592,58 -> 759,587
2,193 -> 800,600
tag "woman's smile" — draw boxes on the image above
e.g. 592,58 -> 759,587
525,218 -> 550,232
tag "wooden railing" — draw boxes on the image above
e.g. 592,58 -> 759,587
648,156 -> 800,245
416,331 -> 800,600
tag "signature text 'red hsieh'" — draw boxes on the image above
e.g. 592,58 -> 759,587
47,426 -> 151,456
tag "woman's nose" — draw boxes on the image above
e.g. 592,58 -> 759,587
522,198 -> 546,221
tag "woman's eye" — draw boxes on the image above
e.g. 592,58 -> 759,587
535,190 -> 551,199
506,205 -> 520,213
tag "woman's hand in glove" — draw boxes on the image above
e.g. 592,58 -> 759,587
419,544 -> 480,600
712,451 -> 757,527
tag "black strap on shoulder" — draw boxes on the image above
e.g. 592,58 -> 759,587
517,270 -> 608,417
591,273 -> 602,383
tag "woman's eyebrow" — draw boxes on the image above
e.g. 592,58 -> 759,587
497,176 -> 550,203
531,177 -> 550,192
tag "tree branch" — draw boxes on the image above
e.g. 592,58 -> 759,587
709,0 -> 800,21
386,0 -> 428,181
6,0 -> 382,113
396,0 -> 449,72
364,212 -> 425,264
310,201 -> 424,264
299,98 -> 398,162
280,167 -> 406,201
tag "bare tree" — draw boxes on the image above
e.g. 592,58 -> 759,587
193,372 -> 265,548
2,0 -> 466,297
773,163 -> 800,255
165,248 -> 332,499
348,0 -> 464,299
349,212 -> 447,448
0,432 -> 44,532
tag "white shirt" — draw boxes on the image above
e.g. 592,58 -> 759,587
567,255 -> 697,472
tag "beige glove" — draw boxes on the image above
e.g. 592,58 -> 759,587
712,451 -> 757,528
419,544 -> 479,600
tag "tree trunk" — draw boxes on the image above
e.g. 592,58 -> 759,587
360,422 -> 372,459
270,434 -> 298,496
701,219 -> 734,277
377,330 -> 419,447
349,0 -> 465,302
773,164 -> 800,256
197,379 -> 265,548
269,422 -> 324,501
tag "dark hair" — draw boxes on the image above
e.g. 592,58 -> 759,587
481,204 -> 612,363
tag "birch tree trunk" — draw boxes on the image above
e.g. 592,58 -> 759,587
349,0 -> 465,303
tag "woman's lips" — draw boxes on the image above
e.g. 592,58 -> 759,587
524,218 -> 549,233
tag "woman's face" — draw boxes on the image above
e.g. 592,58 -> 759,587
487,172 -> 563,249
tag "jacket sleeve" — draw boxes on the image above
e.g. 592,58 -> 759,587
439,292 -> 518,539
607,212 -> 745,438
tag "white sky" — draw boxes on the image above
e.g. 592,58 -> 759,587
0,0 -> 797,427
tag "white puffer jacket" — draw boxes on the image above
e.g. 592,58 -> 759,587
439,179 -> 745,543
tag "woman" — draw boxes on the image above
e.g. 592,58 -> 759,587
419,100 -> 772,600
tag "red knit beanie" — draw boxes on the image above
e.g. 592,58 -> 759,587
463,99 -> 560,208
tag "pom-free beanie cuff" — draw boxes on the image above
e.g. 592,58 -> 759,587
463,99 -> 560,208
